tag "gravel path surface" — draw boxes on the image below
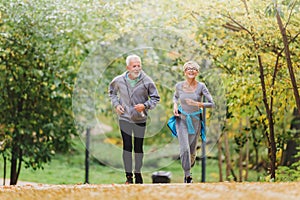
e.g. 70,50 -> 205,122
0,182 -> 299,200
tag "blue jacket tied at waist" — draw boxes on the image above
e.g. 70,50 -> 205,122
167,106 -> 206,142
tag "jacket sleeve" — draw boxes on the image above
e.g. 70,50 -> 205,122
202,83 -> 215,108
108,78 -> 120,108
144,79 -> 160,110
173,83 -> 180,104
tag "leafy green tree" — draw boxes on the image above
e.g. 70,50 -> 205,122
1,0 -> 299,184
0,0 -> 91,184
272,0 -> 300,113
189,0 -> 299,180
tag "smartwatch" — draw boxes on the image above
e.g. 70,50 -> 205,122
143,103 -> 149,109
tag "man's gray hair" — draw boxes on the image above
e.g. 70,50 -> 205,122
126,54 -> 141,66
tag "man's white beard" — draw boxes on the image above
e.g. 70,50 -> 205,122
129,71 -> 141,79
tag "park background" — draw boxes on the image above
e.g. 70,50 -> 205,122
0,0 -> 300,186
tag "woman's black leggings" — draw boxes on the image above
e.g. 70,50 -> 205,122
119,120 -> 146,174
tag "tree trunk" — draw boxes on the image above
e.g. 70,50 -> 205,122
230,0 -> 278,180
238,120 -> 243,182
269,119 -> 277,180
224,131 -> 233,181
10,144 -> 21,185
245,133 -> 249,181
2,155 -> 6,186
17,151 -> 23,184
257,55 -> 276,179
10,146 -> 18,185
250,120 -> 260,174
238,149 -> 243,182
254,139 -> 259,172
217,137 -> 223,182
282,108 -> 300,166
276,7 -> 300,114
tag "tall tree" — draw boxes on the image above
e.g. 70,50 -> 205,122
189,0 -> 299,180
274,0 -> 300,114
0,0 -> 92,184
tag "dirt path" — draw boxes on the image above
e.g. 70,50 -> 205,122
1,125 -> 299,199
0,179 -> 42,186
0,182 -> 299,200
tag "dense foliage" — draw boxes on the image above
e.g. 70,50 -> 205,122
0,0 -> 299,184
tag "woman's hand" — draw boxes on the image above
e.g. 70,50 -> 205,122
185,98 -> 197,106
173,103 -> 180,116
185,98 -> 203,108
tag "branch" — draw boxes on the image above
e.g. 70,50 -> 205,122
276,31 -> 300,57
240,0 -> 249,14
284,0 -> 297,30
222,22 -> 242,32
190,11 -> 204,27
276,6 -> 300,113
223,14 -> 252,35
270,51 -> 280,115
256,105 -> 270,144
289,32 -> 300,44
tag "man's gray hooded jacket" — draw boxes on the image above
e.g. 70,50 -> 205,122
109,71 -> 160,123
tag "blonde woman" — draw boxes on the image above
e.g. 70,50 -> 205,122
172,61 -> 214,183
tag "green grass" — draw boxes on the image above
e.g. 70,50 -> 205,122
0,136 -> 264,185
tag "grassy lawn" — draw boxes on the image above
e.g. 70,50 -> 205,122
15,156 -> 224,184
0,136 -> 264,185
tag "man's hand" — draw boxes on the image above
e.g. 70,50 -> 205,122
134,104 -> 145,112
115,105 -> 125,115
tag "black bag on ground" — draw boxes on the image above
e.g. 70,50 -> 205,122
152,171 -> 171,183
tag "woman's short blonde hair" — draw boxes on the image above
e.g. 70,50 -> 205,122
182,61 -> 200,72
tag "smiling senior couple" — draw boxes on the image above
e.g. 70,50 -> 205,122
108,54 -> 214,184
